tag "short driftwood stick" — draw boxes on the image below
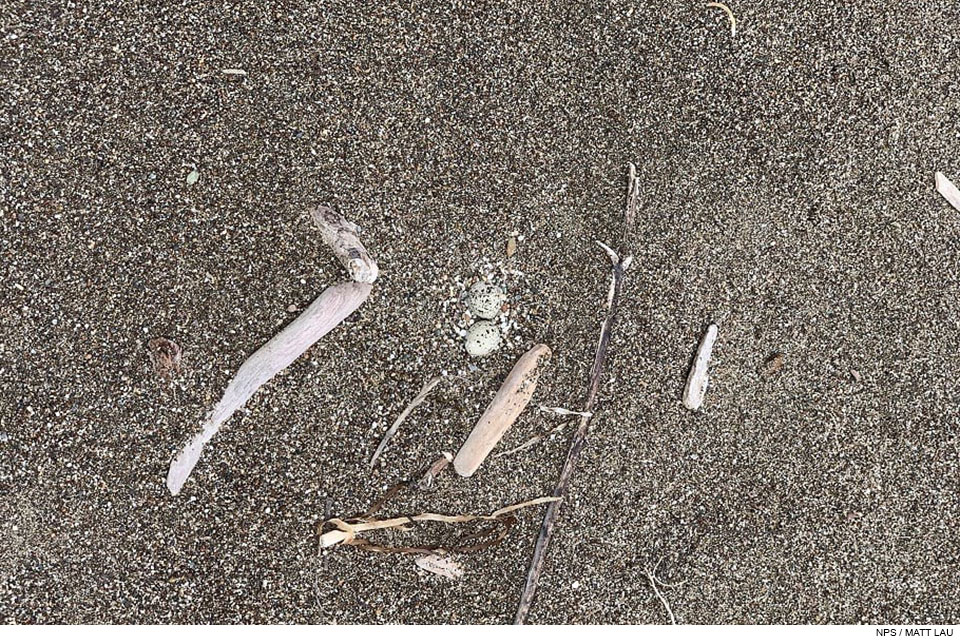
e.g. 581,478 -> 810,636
936,172 -> 960,213
682,324 -> 718,411
454,344 -> 552,477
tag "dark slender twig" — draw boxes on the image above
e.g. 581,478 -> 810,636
514,163 -> 638,624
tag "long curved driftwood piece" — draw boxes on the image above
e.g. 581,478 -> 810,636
309,206 -> 379,284
166,281 -> 372,495
454,344 -> 552,477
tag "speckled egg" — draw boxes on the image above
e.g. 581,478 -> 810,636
464,321 -> 502,357
467,282 -> 506,320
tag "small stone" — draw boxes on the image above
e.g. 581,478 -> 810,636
506,237 -> 517,258
467,282 -> 506,320
186,169 -> 200,185
464,321 -> 501,357
287,304 -> 299,313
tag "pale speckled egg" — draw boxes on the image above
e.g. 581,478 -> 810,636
467,282 -> 506,320
464,321 -> 502,357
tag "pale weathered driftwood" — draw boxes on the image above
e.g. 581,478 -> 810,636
309,206 -> 379,283
415,554 -> 464,580
166,281 -> 372,495
682,324 -> 718,411
453,344 -> 552,477
936,172 -> 960,213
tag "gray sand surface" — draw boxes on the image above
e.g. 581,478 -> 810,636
2,0 -> 959,624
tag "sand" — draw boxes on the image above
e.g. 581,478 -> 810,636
1,0 -> 959,624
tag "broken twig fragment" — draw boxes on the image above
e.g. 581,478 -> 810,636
683,324 -> 718,411
370,376 -> 442,467
705,2 -> 737,36
309,206 -> 379,283
539,406 -> 592,418
494,421 -> 570,459
936,172 -> 960,213
166,282 -> 372,495
418,452 -> 453,489
454,344 -> 552,477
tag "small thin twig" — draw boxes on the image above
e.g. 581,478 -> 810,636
494,421 -> 571,459
319,493 -> 561,552
370,376 -> 442,467
418,452 -> 453,489
539,405 -> 593,418
645,567 -> 677,625
705,2 -> 737,36
514,164 -> 637,624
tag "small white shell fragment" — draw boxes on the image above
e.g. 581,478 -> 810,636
683,324 -> 718,411
936,172 -> 960,213
414,554 -> 464,580
464,321 -> 501,357
467,282 -> 506,319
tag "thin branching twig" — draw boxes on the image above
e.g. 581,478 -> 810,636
514,164 -> 638,624
645,567 -> 677,625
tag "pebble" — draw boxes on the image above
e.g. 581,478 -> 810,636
467,282 -> 506,320
464,321 -> 502,357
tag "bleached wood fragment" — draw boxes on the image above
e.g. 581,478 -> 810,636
166,281 -> 372,495
538,406 -> 592,418
936,172 -> 960,213
683,324 -> 718,411
309,206 -> 379,283
453,344 -> 551,477
415,554 -> 464,580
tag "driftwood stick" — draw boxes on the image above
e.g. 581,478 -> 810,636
682,323 -> 718,411
167,282 -> 372,495
514,164 -> 637,624
936,171 -> 960,213
454,344 -> 552,477
167,206 -> 378,496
